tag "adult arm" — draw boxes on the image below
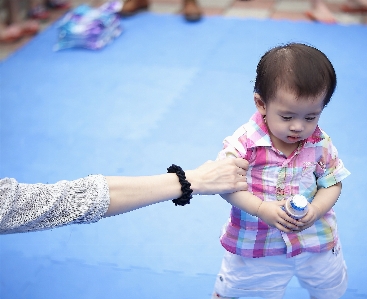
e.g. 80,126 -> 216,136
0,158 -> 248,233
104,158 -> 248,216
0,175 -> 109,234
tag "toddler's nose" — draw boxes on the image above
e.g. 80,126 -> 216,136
290,121 -> 303,132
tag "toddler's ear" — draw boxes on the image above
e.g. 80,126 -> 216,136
254,93 -> 266,115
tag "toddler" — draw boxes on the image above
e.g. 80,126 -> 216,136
212,43 -> 350,299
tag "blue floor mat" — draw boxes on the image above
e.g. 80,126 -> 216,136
1,13 -> 367,298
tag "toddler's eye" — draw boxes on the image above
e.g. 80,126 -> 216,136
306,117 -> 316,121
281,116 -> 292,121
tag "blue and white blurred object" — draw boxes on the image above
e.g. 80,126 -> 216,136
54,1 -> 123,51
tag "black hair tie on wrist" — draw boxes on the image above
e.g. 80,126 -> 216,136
167,164 -> 193,206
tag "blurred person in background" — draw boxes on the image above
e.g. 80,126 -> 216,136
0,0 -> 71,43
28,0 -> 71,21
120,0 -> 202,22
307,0 -> 367,23
0,0 -> 39,43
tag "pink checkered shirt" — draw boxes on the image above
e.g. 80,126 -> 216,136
217,112 -> 350,258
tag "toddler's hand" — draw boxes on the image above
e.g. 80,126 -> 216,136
296,204 -> 321,231
257,200 -> 300,233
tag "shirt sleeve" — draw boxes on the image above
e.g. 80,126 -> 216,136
217,125 -> 248,161
0,175 -> 110,234
315,134 -> 351,188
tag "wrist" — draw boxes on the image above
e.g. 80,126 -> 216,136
167,164 -> 193,206
254,201 -> 263,217
311,203 -> 322,219
184,170 -> 200,195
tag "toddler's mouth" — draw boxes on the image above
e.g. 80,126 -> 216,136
287,136 -> 301,142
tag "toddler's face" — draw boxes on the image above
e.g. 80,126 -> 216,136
256,88 -> 324,152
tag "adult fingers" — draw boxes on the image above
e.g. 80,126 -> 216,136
236,170 -> 247,180
233,181 -> 248,192
237,168 -> 247,177
233,158 -> 249,170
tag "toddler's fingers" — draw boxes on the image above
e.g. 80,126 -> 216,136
275,214 -> 298,231
278,207 -> 298,226
274,222 -> 292,233
297,212 -> 315,224
283,219 -> 300,231
298,216 -> 310,224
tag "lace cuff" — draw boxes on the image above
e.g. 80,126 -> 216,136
0,175 -> 110,234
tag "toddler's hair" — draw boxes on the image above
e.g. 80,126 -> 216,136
254,43 -> 336,107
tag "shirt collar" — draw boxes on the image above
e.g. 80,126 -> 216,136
244,111 -> 324,149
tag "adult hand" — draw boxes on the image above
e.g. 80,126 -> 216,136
257,200 -> 300,233
186,158 -> 248,195
105,158 -> 248,217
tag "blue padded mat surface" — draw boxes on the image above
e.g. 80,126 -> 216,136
1,13 -> 367,298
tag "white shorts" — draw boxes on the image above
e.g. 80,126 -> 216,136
214,240 -> 347,299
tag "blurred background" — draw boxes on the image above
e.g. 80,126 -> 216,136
1,0 -> 367,60
1,1 -> 366,298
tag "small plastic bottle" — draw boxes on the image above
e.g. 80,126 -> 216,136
284,195 -> 308,219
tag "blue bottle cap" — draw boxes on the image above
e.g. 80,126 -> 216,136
290,195 -> 308,211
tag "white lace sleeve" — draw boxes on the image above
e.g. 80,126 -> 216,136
0,175 -> 110,234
